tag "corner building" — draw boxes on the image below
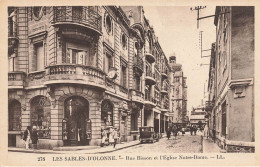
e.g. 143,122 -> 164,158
8,6 -> 172,149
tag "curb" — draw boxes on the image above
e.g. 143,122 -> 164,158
8,142 -> 141,154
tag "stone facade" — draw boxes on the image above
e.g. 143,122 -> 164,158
206,6 -> 254,153
168,56 -> 188,125
8,6 -> 174,149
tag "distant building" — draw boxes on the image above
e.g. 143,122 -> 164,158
169,56 -> 188,126
189,108 -> 206,126
206,6 -> 254,152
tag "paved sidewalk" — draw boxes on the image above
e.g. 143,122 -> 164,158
202,137 -> 221,153
8,140 -> 140,154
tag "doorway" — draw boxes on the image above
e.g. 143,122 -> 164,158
64,96 -> 89,146
120,116 -> 127,142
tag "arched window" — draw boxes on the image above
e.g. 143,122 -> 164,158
30,96 -> 51,139
8,100 -> 21,131
101,100 -> 113,127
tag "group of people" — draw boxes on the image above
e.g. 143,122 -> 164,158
165,124 -> 209,140
166,125 -> 179,140
101,127 -> 120,148
23,126 -> 38,149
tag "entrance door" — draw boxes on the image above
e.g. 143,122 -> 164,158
64,96 -> 89,146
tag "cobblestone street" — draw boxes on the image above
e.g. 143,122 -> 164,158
114,133 -> 202,154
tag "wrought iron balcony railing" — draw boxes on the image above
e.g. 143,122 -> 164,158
133,56 -> 144,73
52,6 -> 102,33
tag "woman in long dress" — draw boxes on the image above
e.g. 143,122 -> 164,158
101,128 -> 107,147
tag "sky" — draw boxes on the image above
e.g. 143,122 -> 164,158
143,6 -> 216,112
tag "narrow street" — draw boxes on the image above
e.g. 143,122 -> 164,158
114,133 -> 202,154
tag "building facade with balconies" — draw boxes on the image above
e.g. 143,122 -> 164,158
206,6 -> 254,152
8,6 -> 172,149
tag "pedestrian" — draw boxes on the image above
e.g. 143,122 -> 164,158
172,125 -> 178,140
204,124 -> 209,138
112,128 -> 119,149
181,127 -> 185,136
166,127 -> 171,139
108,127 -> 114,145
23,126 -> 31,149
31,126 -> 38,149
190,126 -> 193,135
101,128 -> 107,147
194,125 -> 197,135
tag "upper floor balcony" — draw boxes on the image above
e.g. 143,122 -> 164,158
133,56 -> 144,75
161,68 -> 168,80
144,89 -> 156,109
145,50 -> 155,64
161,97 -> 169,113
44,64 -> 106,90
161,84 -> 168,95
8,71 -> 26,89
130,89 -> 144,104
145,69 -> 156,85
52,6 -> 102,36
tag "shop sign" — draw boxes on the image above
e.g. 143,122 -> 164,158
28,22 -> 47,36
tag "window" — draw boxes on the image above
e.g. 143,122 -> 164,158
174,77 -> 179,83
134,42 -> 138,56
31,96 -> 51,139
121,33 -> 127,49
103,52 -> 114,74
105,14 -> 112,34
101,100 -> 113,127
135,76 -> 141,91
121,65 -> 127,87
35,42 -> 45,71
8,100 -> 21,131
64,41 -> 89,65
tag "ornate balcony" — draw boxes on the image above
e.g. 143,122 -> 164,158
144,89 -> 156,110
8,71 -> 26,89
161,68 -> 168,80
52,6 -> 102,36
130,89 -> 144,104
161,84 -> 168,95
161,98 -> 169,113
145,70 -> 156,85
27,70 -> 46,88
45,64 -> 106,90
145,52 -> 155,64
133,56 -> 144,75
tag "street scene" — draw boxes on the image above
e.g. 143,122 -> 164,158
7,5 -> 254,155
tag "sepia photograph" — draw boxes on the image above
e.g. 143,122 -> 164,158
0,1 -> 258,166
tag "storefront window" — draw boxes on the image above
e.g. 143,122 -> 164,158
101,100 -> 113,127
8,100 -> 21,131
30,96 -> 51,139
